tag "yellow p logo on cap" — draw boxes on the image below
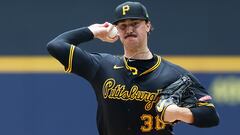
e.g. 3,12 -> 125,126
122,5 -> 130,15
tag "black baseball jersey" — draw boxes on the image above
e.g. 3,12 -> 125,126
47,27 -> 219,135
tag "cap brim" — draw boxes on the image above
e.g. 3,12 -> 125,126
112,17 -> 149,25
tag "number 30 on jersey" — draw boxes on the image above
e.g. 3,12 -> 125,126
140,114 -> 166,132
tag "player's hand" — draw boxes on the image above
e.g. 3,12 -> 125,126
156,98 -> 178,123
163,104 -> 179,123
88,22 -> 119,43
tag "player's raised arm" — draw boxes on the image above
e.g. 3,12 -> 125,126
46,27 -> 94,70
46,22 -> 118,80
47,22 -> 118,65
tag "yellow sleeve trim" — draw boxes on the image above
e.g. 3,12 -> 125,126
65,45 -> 75,73
197,102 -> 215,107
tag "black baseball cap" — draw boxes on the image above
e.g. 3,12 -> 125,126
113,1 -> 150,25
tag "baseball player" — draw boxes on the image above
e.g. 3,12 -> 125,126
47,1 -> 219,135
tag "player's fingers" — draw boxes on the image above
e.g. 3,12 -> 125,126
108,35 -> 119,43
102,35 -> 119,43
106,23 -> 114,33
103,22 -> 109,27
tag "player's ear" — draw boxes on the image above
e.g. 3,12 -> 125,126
145,21 -> 151,33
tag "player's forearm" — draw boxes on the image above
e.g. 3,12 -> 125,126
175,107 -> 194,124
165,105 -> 219,128
48,27 -> 94,46
47,27 -> 94,66
175,106 -> 219,127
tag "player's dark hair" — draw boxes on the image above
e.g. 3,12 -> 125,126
145,20 -> 154,36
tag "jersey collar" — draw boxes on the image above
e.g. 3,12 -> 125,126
123,55 -> 162,76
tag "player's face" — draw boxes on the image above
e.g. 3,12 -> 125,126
116,19 -> 151,48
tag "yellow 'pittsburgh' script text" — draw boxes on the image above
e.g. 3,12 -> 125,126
102,78 -> 161,111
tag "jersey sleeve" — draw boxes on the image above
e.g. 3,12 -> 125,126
47,27 -> 102,81
187,74 -> 220,127
188,74 -> 214,106
65,45 -> 102,81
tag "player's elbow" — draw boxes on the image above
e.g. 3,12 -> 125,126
46,39 -> 63,56
46,40 -> 56,55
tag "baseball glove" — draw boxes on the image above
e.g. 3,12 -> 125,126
155,76 -> 198,123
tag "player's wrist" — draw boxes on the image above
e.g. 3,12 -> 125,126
162,104 -> 179,123
87,25 -> 98,38
175,107 -> 194,123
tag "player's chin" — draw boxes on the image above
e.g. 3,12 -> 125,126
124,39 -> 139,47
124,36 -> 138,43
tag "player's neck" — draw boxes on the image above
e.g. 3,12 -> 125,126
124,47 -> 153,60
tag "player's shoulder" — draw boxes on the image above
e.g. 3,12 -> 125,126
161,57 -> 202,85
92,53 -> 122,63
90,52 -> 115,58
161,57 -> 190,75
